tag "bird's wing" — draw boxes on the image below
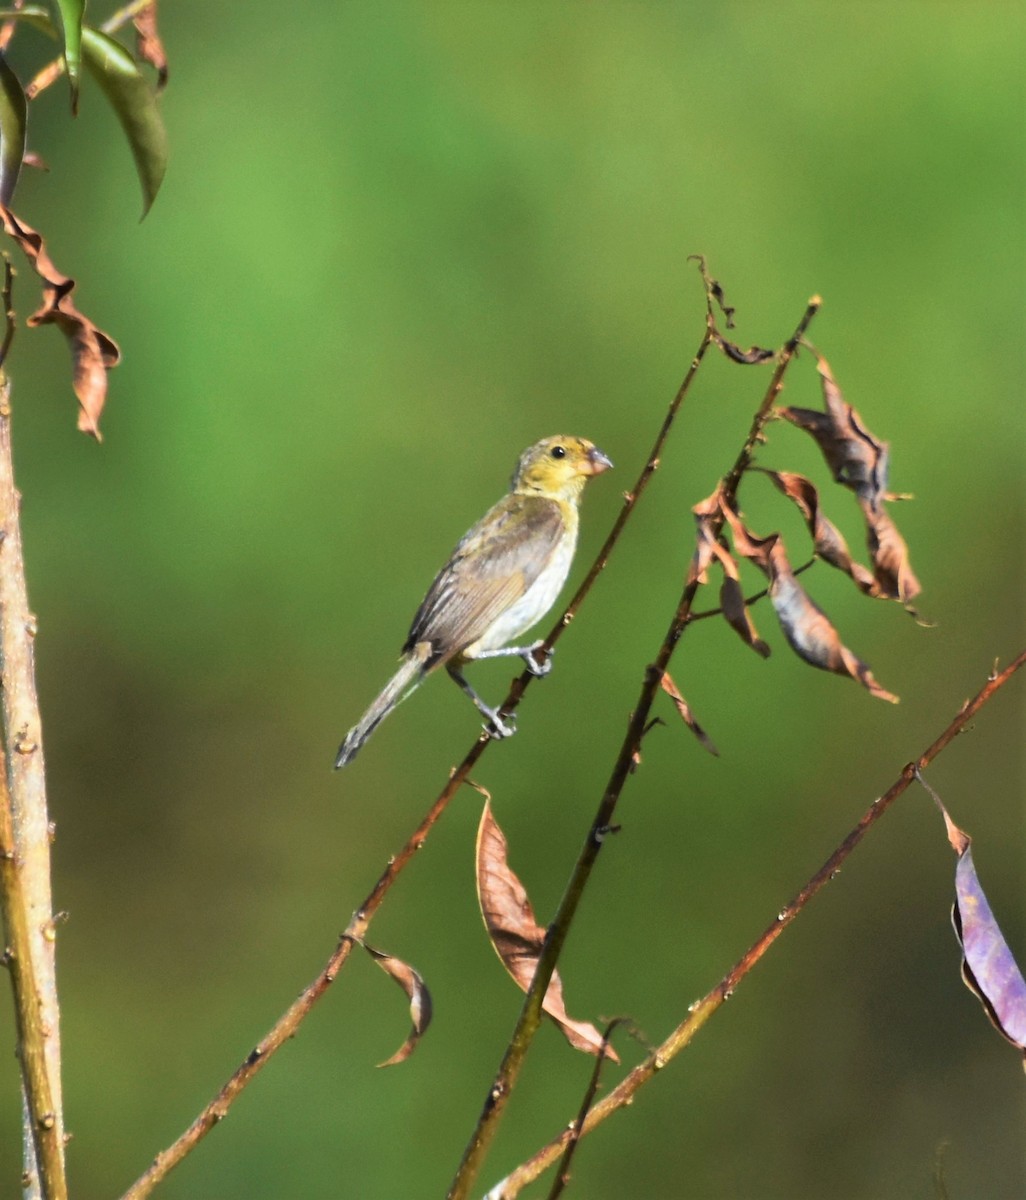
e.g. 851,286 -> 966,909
403,494 -> 566,664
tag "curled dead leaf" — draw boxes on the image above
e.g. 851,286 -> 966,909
860,499 -> 922,606
757,468 -> 877,595
475,801 -> 618,1062
688,492 -> 720,587
134,3 -> 169,91
659,671 -> 718,756
773,353 -> 923,611
0,204 -> 119,437
778,353 -> 889,509
714,332 -> 776,365
768,552 -> 898,703
362,942 -> 433,1068
689,253 -> 736,327
692,491 -> 770,657
720,501 -> 898,703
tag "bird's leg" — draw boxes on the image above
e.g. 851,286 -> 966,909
446,665 -> 517,738
471,639 -> 554,678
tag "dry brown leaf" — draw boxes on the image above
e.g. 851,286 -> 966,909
25,59 -> 64,103
714,332 -> 776,364
362,942 -> 433,1068
860,499 -> 922,605
134,3 -> 169,91
719,574 -> 771,658
771,354 -> 923,610
475,801 -> 618,1062
687,492 -> 721,586
0,205 -> 119,437
778,354 -> 889,510
0,15 -> 16,54
690,253 -> 736,327
720,501 -> 898,703
659,671 -> 718,756
759,468 -> 877,594
767,544 -> 899,703
692,491 -> 771,657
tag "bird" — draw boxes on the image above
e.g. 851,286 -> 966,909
334,435 -> 613,768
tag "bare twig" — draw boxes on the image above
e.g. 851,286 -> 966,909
118,280 -> 716,1200
544,1018 -> 628,1200
0,261 -> 67,1200
447,293 -> 821,1200
0,253 -> 14,368
485,650 -> 1026,1198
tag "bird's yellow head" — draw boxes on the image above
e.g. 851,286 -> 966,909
511,436 -> 613,502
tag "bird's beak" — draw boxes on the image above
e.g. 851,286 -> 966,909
584,446 -> 614,476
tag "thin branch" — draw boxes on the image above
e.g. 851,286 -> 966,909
0,254 -> 14,368
0,264 -> 67,1199
118,282 -> 715,1200
446,293 -> 821,1200
485,649 -> 1026,1198
544,1018 -> 628,1200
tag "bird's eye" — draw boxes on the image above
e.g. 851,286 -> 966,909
550,445 -> 566,459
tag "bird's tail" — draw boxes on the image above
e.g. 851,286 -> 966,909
334,647 -> 429,769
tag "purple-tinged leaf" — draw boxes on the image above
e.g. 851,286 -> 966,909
936,805 -> 1026,1061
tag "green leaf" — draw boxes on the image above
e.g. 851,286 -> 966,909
0,12 -> 168,216
80,27 -> 167,217
0,7 -> 54,34
51,0 -> 83,112
0,53 -> 26,206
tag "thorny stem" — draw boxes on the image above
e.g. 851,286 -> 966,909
485,649 -> 1026,1198
446,293 -> 821,1200
0,269 -> 67,1199
118,280 -> 715,1200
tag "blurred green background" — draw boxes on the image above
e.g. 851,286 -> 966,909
0,3 -> 1023,1198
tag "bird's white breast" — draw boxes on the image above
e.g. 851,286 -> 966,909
473,517 -> 578,654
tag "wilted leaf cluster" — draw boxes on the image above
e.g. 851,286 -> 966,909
681,342 -> 921,718
0,1 -> 168,436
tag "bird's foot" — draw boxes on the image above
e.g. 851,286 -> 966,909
483,708 -> 517,739
522,641 -> 553,678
